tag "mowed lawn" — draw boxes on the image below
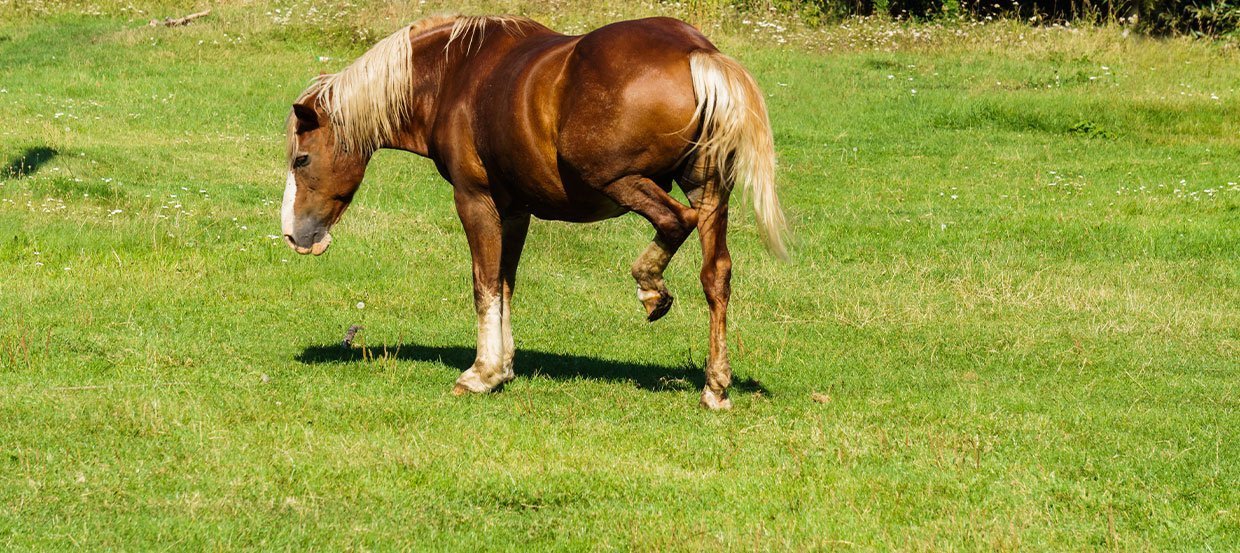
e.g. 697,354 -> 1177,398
1,4 -> 1237,550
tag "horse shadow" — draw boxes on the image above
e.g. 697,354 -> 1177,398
296,343 -> 769,396
4,147 -> 57,178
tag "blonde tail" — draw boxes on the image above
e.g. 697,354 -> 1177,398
688,50 -> 788,260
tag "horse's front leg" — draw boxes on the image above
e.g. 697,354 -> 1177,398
498,213 -> 530,375
451,189 -> 514,395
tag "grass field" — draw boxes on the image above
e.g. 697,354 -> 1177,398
1,1 -> 1237,549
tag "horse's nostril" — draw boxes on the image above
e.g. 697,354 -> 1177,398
284,234 -> 297,248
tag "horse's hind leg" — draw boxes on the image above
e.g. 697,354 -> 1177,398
694,176 -> 734,411
600,175 -> 697,321
633,236 -> 682,321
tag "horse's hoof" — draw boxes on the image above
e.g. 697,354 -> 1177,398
645,293 -> 674,322
453,368 -> 491,395
699,387 -> 733,411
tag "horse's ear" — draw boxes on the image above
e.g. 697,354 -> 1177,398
292,102 -> 319,132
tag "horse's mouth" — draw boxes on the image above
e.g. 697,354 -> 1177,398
285,232 -> 332,256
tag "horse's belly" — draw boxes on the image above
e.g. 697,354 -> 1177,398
512,178 -> 628,223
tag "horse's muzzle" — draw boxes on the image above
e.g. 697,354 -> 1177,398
284,231 -> 332,256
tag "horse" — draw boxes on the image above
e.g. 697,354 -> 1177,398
281,15 -> 786,409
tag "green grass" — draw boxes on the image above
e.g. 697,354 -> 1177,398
1,3 -> 1237,550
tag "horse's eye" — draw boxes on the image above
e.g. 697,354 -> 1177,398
294,154 -> 310,168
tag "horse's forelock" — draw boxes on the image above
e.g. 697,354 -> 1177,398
283,106 -> 301,168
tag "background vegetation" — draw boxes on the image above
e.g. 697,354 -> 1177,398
4,0 -> 1240,35
1,0 -> 1237,549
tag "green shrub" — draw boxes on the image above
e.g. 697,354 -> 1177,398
952,0 -> 1238,35
957,0 -> 1137,22
1138,0 -> 1240,35
888,0 -> 946,18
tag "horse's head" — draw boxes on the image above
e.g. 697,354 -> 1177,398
281,99 -> 369,256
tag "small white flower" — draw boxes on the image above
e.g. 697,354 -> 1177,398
356,302 -> 366,309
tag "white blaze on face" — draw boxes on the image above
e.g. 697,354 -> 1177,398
281,170 -> 297,237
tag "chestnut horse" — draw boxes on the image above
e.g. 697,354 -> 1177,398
282,15 -> 786,409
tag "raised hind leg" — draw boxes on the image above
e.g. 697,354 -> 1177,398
600,176 -> 698,321
451,188 -> 513,395
695,179 -> 734,410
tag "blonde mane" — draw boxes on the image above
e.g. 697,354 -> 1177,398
288,15 -> 537,160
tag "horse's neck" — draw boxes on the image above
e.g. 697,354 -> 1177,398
382,19 -> 546,158
372,31 -> 441,157
381,24 -> 486,157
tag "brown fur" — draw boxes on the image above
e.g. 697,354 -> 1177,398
283,15 -> 785,409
